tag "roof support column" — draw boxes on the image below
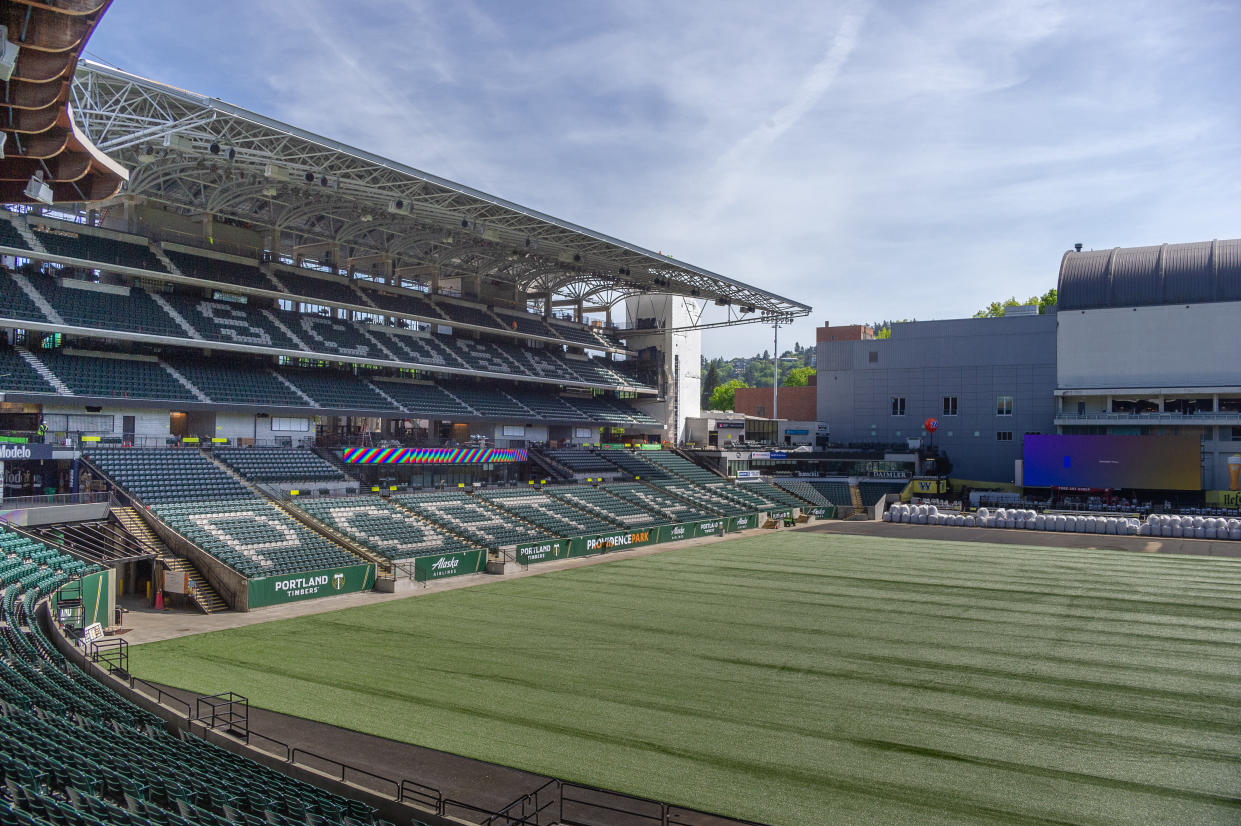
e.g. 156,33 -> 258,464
543,290 -> 553,319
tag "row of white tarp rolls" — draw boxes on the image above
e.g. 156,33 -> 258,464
883,504 -> 1241,539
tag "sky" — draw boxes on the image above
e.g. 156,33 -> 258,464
84,0 -> 1241,357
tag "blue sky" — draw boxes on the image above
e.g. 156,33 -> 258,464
85,1 -> 1241,357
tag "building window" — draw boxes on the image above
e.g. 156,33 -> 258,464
1230,427 -> 1241,441
996,431 -> 1013,441
943,396 -> 958,416
997,395 -> 1013,416
868,351 -> 878,363
891,396 -> 906,416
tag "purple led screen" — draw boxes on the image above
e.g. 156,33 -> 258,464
1023,434 -> 1201,490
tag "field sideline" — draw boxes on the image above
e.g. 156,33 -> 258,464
131,533 -> 1241,825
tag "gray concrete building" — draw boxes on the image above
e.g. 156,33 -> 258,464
817,313 -> 1058,482
1054,239 -> 1241,492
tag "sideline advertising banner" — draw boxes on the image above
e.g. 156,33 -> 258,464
248,563 -> 375,609
569,528 -> 659,557
413,549 -> 486,582
516,538 -> 571,565
728,513 -> 759,531
807,505 -> 836,519
1205,490 -> 1241,508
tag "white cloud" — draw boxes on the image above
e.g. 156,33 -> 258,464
86,0 -> 1241,358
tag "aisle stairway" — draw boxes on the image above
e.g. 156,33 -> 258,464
110,506 -> 228,614
850,483 -> 865,513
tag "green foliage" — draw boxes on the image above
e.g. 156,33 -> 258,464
973,288 -> 1058,318
871,319 -> 912,339
707,378 -> 749,410
783,366 -> 816,386
701,360 -> 721,406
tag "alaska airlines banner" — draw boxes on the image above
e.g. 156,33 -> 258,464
342,446 -> 528,465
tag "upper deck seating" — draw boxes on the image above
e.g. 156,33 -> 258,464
432,299 -> 502,331
162,293 -> 303,350
0,270 -> 48,322
443,386 -> 530,419
23,273 -> 182,338
31,226 -> 166,273
0,349 -> 57,394
369,381 -> 474,418
280,370 -> 401,412
166,360 -> 307,406
164,250 -> 277,290
272,269 -> 367,307
544,448 -> 618,474
36,352 -> 197,403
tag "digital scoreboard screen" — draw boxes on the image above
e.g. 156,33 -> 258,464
1023,434 -> 1201,491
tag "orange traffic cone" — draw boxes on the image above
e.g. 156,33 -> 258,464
154,590 -> 164,610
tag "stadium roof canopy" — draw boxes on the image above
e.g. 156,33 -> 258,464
0,1 -> 127,204
1059,239 -> 1241,310
67,61 -> 811,330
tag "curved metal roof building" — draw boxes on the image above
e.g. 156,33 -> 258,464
1058,239 -> 1241,310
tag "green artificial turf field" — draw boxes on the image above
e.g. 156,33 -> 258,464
132,533 -> 1241,825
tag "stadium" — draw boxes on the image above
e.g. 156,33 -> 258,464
0,3 -> 1237,826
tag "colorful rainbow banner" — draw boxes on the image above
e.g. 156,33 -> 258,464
342,446 -> 528,465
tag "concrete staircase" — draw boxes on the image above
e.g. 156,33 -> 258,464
17,349 -> 70,394
161,362 -> 211,401
111,506 -> 229,614
145,290 -> 203,339
259,308 -> 310,349
849,483 -> 865,513
4,213 -> 47,254
149,243 -> 183,276
10,272 -> 64,325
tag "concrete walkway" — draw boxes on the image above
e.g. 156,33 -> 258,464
117,525 -> 809,646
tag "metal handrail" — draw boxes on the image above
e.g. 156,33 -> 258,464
0,491 -> 113,508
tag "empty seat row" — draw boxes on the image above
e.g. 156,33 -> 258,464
294,496 -> 477,560
212,448 -> 347,482
153,498 -> 361,577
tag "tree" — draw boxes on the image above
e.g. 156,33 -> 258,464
783,366 -> 816,386
701,360 -> 721,405
707,379 -> 749,411
872,319 -> 912,339
973,289 -> 1058,317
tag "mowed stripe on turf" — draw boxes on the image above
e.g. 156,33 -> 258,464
132,533 -> 1241,826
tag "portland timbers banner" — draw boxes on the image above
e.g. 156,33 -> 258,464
516,538 -> 571,565
413,549 -> 486,581
248,562 -> 375,609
